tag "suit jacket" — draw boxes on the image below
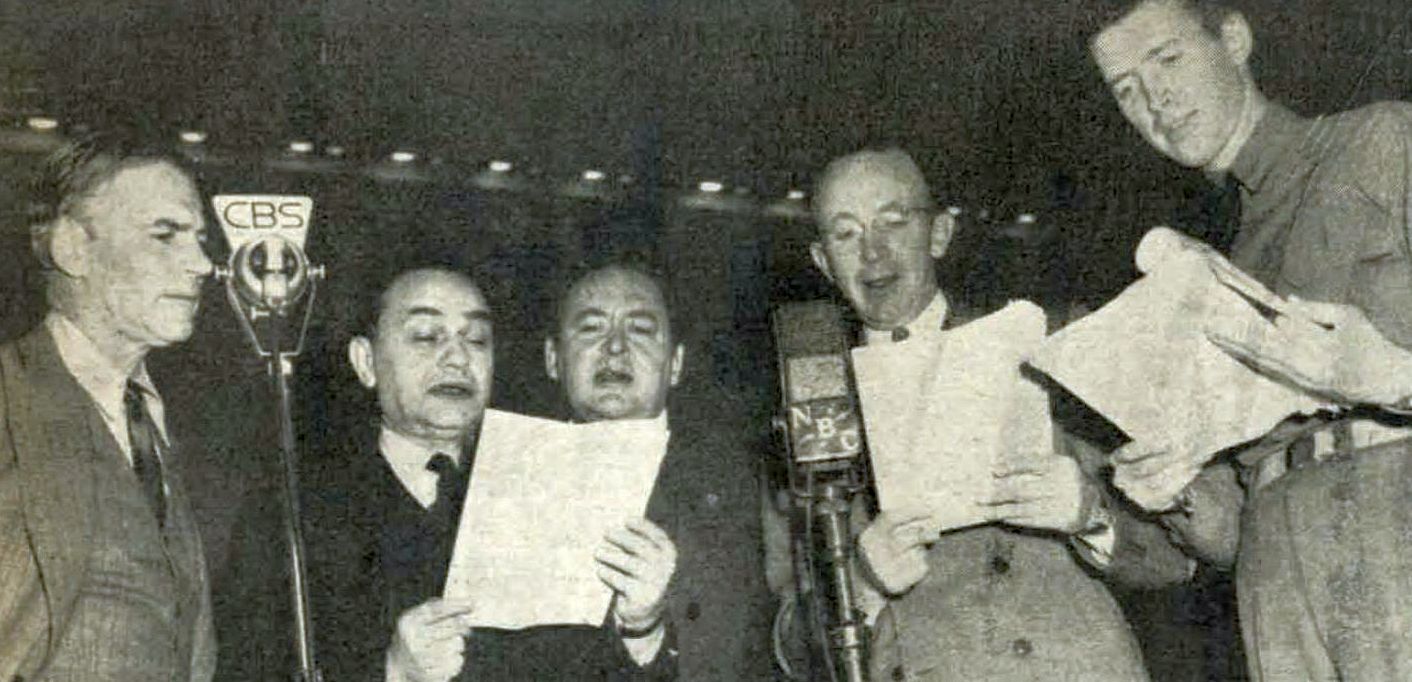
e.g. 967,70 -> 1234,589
644,407 -> 774,681
216,426 -> 673,682
0,326 -> 216,682
1238,436 -> 1412,681
867,427 -> 1187,682
853,299 -> 1189,681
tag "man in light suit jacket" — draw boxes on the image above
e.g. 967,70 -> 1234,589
543,254 -> 776,680
0,135 -> 217,680
807,148 -> 1192,681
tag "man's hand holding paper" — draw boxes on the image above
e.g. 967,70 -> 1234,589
443,410 -> 671,630
853,301 -> 1055,535
985,453 -> 1101,534
386,598 -> 478,682
1109,439 -> 1207,512
1031,227 -> 1325,511
596,517 -> 677,632
858,512 -> 935,596
1206,298 -> 1412,408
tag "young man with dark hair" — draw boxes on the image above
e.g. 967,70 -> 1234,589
1091,3 -> 1412,678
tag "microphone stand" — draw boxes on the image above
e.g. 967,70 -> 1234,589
219,250 -> 325,682
794,464 -> 868,682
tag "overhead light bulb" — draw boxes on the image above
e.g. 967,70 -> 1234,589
26,116 -> 58,132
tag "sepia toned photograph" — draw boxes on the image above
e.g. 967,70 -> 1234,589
0,1 -> 1409,680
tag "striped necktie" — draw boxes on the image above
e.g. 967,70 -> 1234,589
124,380 -> 167,526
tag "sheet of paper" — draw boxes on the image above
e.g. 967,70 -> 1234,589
852,300 -> 1053,533
1030,227 -> 1323,459
443,409 -> 670,629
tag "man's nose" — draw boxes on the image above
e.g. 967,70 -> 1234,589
605,326 -> 627,355
440,339 -> 471,368
860,226 -> 886,263
1141,72 -> 1174,118
185,239 -> 214,279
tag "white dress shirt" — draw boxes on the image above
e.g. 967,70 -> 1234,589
46,312 -> 169,468
862,292 -> 950,346
378,426 -> 463,510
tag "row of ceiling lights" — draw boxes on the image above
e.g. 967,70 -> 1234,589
19,115 -> 813,202
19,116 -> 1041,225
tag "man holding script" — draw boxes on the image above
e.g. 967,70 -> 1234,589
807,149 -> 1188,682
217,267 -> 675,681
542,253 -> 775,681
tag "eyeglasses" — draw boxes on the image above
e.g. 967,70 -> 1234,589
823,206 -> 929,242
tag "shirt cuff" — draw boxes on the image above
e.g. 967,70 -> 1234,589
622,624 -> 668,667
1386,394 -> 1412,415
1070,500 -> 1116,569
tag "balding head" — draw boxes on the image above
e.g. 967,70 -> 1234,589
813,149 -> 935,227
809,148 -> 953,330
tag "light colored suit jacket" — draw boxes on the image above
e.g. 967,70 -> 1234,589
868,429 -> 1188,682
0,327 -> 216,682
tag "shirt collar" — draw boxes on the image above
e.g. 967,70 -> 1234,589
46,312 -> 159,421
1227,104 -> 1313,195
863,292 -> 949,346
379,426 -> 458,509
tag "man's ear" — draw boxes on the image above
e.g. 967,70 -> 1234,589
929,212 -> 956,259
544,337 -> 560,382
47,216 -> 91,278
348,336 -> 378,389
809,241 -> 836,284
1219,11 -> 1254,65
668,343 -> 685,388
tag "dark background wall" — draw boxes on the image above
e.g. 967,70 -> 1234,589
0,2 -> 1408,679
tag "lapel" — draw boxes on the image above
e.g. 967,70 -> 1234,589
1,327 -> 101,647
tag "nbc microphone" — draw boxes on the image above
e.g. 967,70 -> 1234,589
773,300 -> 868,682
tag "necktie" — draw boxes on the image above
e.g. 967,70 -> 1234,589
891,327 -> 910,343
124,380 -> 167,526
426,453 -> 468,527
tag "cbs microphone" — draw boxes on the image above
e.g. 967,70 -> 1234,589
212,194 -> 325,682
213,195 -> 325,361
773,300 -> 868,682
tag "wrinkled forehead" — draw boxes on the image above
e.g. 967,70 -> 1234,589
1091,0 -> 1206,77
380,270 -> 491,327
815,152 -> 931,220
562,267 -> 669,321
81,160 -> 201,220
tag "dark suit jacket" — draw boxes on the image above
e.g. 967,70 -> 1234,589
644,409 -> 774,681
216,427 -> 672,682
0,326 -> 215,682
1238,436 -> 1412,681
